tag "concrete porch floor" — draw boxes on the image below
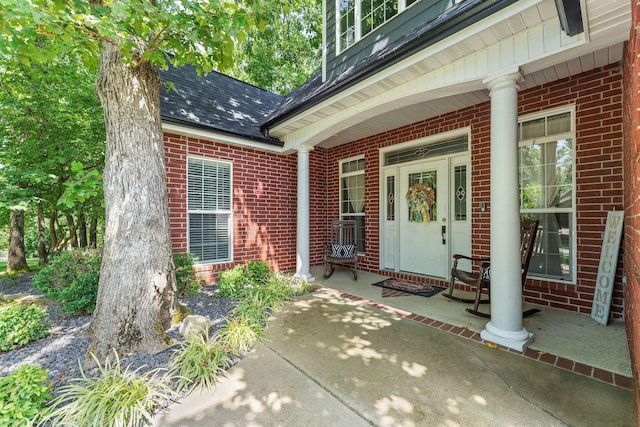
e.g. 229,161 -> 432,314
309,266 -> 633,389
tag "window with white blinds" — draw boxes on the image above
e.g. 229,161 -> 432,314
187,157 -> 232,263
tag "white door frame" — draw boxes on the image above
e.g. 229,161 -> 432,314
378,129 -> 471,278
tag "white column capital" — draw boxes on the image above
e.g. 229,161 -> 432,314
483,70 -> 522,95
296,145 -> 314,154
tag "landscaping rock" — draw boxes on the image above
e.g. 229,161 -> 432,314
179,314 -> 210,338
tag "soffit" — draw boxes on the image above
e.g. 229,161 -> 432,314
270,0 -> 630,150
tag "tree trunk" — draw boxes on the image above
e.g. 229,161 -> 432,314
7,210 -> 29,273
78,211 -> 88,248
89,215 -> 98,248
49,210 -> 58,250
66,213 -> 78,248
37,203 -> 48,265
88,43 -> 177,362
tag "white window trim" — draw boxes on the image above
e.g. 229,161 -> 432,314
339,155 -> 365,254
186,156 -> 234,265
518,105 -> 577,285
336,0 -> 419,54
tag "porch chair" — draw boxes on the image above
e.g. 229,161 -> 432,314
443,220 -> 540,318
323,220 -> 358,280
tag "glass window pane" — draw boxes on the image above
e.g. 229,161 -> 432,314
521,117 -> 546,140
187,157 -> 232,263
547,112 -> 571,134
454,165 -> 467,221
386,176 -> 395,221
524,213 -> 572,282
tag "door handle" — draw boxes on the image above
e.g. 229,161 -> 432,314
441,225 -> 446,245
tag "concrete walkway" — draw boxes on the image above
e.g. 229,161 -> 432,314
152,290 -> 634,426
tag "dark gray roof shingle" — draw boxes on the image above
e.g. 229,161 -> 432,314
159,64 -> 285,146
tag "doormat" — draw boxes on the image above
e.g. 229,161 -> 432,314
371,278 -> 445,298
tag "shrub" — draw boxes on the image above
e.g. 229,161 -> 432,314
0,304 -> 48,352
217,260 -> 274,298
43,352 -> 176,427
173,253 -> 201,297
217,317 -> 265,356
245,261 -> 271,287
216,264 -> 248,298
168,328 -> 231,392
33,249 -> 101,315
0,365 -> 52,425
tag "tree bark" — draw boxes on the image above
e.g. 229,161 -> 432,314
66,213 -> 78,248
78,211 -> 88,248
37,203 -> 48,265
88,43 -> 177,362
7,210 -> 29,273
89,215 -> 98,248
49,210 -> 58,250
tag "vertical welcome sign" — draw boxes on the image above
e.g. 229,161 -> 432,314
591,211 -> 624,325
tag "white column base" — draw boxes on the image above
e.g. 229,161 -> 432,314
293,272 -> 315,282
481,321 -> 533,352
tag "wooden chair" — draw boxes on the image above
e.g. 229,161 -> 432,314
443,220 -> 540,318
323,220 -> 358,280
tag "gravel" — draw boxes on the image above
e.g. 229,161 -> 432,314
0,273 -> 237,396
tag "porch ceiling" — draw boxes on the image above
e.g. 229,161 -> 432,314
271,0 -> 630,151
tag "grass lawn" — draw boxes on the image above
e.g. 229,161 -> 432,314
0,258 -> 42,280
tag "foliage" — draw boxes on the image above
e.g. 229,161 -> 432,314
217,260 -> 273,298
168,328 -> 231,392
0,304 -> 48,352
246,260 -> 272,286
217,317 -> 265,356
173,253 -> 201,297
43,352 -> 175,427
231,0 -> 322,94
0,365 -> 53,425
0,54 -> 105,234
0,0 -> 280,75
32,249 -> 101,315
217,264 -> 249,298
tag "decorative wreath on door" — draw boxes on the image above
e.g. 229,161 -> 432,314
406,183 -> 435,223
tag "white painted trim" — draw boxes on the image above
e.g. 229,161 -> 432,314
377,127 -> 472,274
272,0 -> 549,137
322,0 -> 327,82
162,123 -> 286,154
378,127 -> 471,156
517,104 -> 577,285
185,155 -> 234,265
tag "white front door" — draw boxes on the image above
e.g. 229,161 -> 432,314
399,160 -> 449,277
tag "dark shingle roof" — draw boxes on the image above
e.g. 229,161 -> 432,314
262,0 -> 517,129
159,0 -> 518,145
159,64 -> 285,146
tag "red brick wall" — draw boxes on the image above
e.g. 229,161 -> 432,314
317,65 -> 625,319
164,133 -> 298,283
623,0 -> 640,408
164,66 -> 625,320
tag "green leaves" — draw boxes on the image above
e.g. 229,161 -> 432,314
1,0 -> 281,74
0,365 -> 52,425
0,304 -> 49,352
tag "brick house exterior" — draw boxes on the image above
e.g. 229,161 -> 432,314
160,0 -> 634,355
163,61 -> 626,318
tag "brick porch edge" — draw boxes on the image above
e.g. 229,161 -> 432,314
320,287 -> 633,390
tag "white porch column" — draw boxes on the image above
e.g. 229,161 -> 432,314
294,146 -> 315,282
480,72 -> 533,352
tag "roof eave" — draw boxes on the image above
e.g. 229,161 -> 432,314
260,0 -> 520,132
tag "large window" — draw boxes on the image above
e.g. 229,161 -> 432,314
340,157 -> 365,252
187,157 -> 232,263
519,109 -> 574,282
338,0 -> 415,51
